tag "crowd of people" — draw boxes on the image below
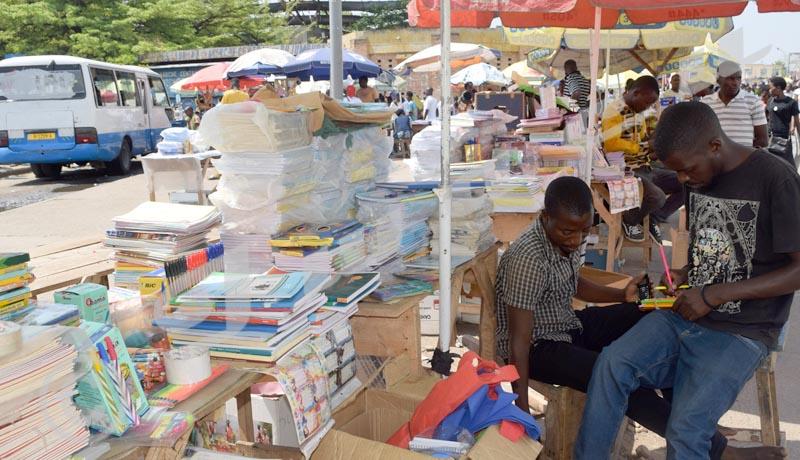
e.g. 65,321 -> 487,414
498,58 -> 799,459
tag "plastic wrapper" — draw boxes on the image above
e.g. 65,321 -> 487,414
211,146 -> 314,175
198,101 -> 310,153
156,140 -> 184,154
159,127 -> 190,143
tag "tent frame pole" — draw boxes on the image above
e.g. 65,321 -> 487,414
329,0 -> 343,100
585,6 -> 602,182
437,0 -> 453,359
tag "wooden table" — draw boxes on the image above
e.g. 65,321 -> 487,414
102,369 -> 264,460
591,181 -> 651,272
28,238 -> 114,298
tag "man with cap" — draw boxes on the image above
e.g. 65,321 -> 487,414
701,61 -> 768,148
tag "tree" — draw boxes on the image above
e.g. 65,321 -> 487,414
349,1 -> 408,31
0,0 -> 298,64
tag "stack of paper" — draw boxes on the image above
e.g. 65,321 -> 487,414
526,131 -> 566,145
106,203 -> 220,290
357,189 -> 437,268
429,188 -> 496,258
408,124 -> 478,181
19,301 -> 79,326
0,326 -> 90,458
487,177 -> 545,213
271,221 -> 367,273
0,253 -> 33,322
157,271 -> 330,363
221,231 -> 273,275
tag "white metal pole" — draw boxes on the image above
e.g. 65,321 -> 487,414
437,0 -> 453,354
605,31 -> 611,107
584,7 -> 602,183
329,0 -> 344,100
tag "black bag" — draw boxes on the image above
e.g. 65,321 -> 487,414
768,136 -> 794,165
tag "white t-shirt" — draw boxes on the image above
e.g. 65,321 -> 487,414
424,95 -> 439,121
701,90 -> 767,147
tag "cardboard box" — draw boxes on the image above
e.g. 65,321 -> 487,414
418,294 -> 440,336
312,389 -> 543,460
252,391 -> 301,449
572,266 -> 632,309
55,282 -> 109,323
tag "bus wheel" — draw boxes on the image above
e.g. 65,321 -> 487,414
106,139 -> 132,176
30,163 -> 62,180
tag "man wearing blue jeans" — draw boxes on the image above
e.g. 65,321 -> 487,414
575,101 -> 800,459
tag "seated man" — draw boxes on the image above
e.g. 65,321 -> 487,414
602,75 -> 684,242
393,109 -> 412,139
575,101 -> 798,460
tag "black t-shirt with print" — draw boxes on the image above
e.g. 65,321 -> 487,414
686,150 -> 800,349
767,96 -> 799,138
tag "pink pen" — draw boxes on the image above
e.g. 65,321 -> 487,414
657,244 -> 674,291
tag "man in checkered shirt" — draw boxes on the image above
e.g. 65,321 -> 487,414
495,176 -> 735,459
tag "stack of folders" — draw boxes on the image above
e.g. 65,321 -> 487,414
106,202 -> 221,291
270,220 -> 367,273
157,271 -> 330,363
0,253 -> 34,322
0,326 -> 90,459
308,272 -> 381,334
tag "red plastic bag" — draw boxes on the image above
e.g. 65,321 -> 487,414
387,351 -> 520,448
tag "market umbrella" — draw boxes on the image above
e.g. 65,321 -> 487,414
450,63 -> 511,86
226,48 -> 297,78
503,60 -> 545,84
282,48 -> 381,81
408,0 -> 800,28
180,62 -> 262,92
394,43 -> 500,75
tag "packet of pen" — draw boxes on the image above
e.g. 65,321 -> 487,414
74,321 -> 149,436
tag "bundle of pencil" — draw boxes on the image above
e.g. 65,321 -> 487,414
639,297 -> 676,310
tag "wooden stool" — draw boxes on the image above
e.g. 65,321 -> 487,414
529,380 -> 634,460
756,324 -> 788,446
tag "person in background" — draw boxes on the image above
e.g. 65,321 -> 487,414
602,75 -> 683,242
423,87 -> 439,121
576,101 -> 797,460
344,85 -> 362,103
767,76 -> 799,165
413,92 -> 424,116
355,76 -> 379,102
184,106 -> 200,130
378,93 -> 386,103
394,109 -> 412,140
562,59 -> 591,110
701,61 -> 768,148
403,91 -> 418,120
661,73 -> 689,104
460,82 -> 475,111
625,78 -> 636,94
221,78 -> 249,104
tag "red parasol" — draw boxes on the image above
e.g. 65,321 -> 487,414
180,62 -> 262,92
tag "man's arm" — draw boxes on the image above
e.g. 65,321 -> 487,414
754,124 -> 769,148
705,252 -> 800,306
792,115 -> 800,135
509,306 -> 534,411
577,273 -> 643,303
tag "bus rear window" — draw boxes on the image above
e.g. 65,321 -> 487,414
0,64 -> 86,101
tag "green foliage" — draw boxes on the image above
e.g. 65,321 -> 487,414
350,1 -> 408,31
0,0 -> 297,64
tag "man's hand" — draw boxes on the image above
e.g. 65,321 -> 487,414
661,267 -> 689,296
624,273 -> 647,302
673,287 -> 713,321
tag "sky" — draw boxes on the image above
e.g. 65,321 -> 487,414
720,3 -> 799,64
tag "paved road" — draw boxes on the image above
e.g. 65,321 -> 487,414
0,163 -> 144,213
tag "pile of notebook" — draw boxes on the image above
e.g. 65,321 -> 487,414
516,115 -> 563,134
106,202 -> 220,290
220,231 -> 273,274
487,177 -> 545,213
429,188 -> 495,258
0,253 -> 33,322
0,326 -> 90,458
356,189 -> 438,268
270,221 -> 367,273
312,272 -> 381,330
156,270 -> 330,363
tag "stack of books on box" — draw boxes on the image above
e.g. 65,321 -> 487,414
106,202 -> 220,290
0,252 -> 33,322
156,271 -> 329,363
270,221 -> 367,273
429,188 -> 495,258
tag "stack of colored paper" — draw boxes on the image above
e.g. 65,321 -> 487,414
0,326 -> 90,458
271,221 -> 367,273
0,252 -> 33,322
157,271 -> 330,363
487,177 -> 545,213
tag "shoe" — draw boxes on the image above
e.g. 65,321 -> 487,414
623,222 -> 646,242
648,220 -> 663,243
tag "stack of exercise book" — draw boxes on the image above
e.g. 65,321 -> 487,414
156,270 -> 329,363
308,272 -> 381,335
270,221 -> 367,273
486,177 -> 545,213
0,253 -> 34,322
0,325 -> 90,458
105,202 -> 221,291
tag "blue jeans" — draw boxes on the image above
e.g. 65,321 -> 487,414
574,310 -> 768,460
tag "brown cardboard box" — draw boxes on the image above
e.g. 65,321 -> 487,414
312,389 -> 543,460
572,266 -> 632,309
